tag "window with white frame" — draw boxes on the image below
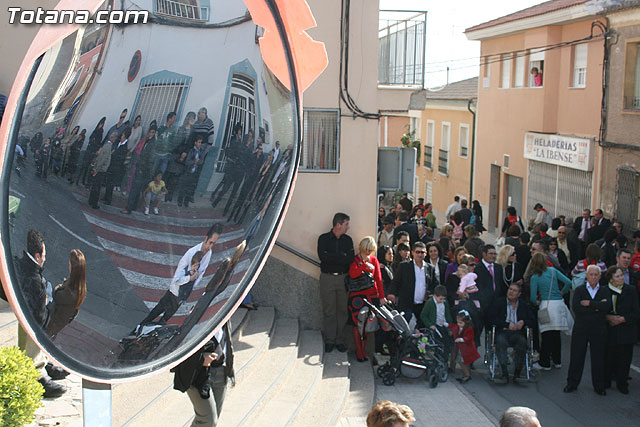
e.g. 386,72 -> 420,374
301,109 -> 339,172
501,54 -> 512,88
155,0 -> 209,21
514,54 -> 525,88
573,44 -> 587,88
439,122 -> 450,174
459,123 -> 469,158
424,120 -> 434,169
528,49 -> 544,87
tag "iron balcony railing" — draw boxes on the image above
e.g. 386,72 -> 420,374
438,149 -> 449,174
423,145 -> 432,169
155,0 -> 209,21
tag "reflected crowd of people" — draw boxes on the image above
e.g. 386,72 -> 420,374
20,106 -> 290,224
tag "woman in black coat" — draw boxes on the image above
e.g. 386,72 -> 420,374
604,266 -> 640,394
471,200 -> 486,233
426,242 -> 448,290
77,117 -> 106,186
376,245 -> 394,296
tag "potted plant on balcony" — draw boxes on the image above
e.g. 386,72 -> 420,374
401,125 -> 420,164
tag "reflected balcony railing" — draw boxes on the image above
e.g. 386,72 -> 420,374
155,0 -> 209,22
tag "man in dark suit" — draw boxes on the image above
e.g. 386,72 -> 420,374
475,244 -> 505,342
389,242 -> 434,328
476,244 -> 505,310
616,248 -> 640,290
565,265 -> 611,395
587,209 -> 611,244
573,209 -> 592,242
393,212 -> 419,246
487,283 -> 535,383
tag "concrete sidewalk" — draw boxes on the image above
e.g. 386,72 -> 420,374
374,374 -> 497,426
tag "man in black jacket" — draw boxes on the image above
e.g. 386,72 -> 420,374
172,322 -> 234,426
393,212 -> 419,246
487,283 -> 534,383
565,265 -> 611,395
476,245 -> 505,310
389,242 -> 434,328
317,213 -> 354,353
17,229 -> 67,398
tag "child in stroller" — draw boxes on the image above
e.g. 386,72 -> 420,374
367,299 -> 450,388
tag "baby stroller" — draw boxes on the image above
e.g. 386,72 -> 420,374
366,300 -> 450,388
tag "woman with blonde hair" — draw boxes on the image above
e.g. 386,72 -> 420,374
347,236 -> 387,362
47,249 -> 87,339
366,400 -> 415,427
498,245 -> 524,290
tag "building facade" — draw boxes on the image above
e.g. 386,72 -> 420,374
408,77 -> 477,220
601,2 -> 640,234
466,0 -> 604,231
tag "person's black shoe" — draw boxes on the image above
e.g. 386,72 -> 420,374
39,376 -> 67,398
563,385 -> 577,393
356,357 -> 368,363
45,363 -> 69,380
594,388 -> 606,396
617,384 -> 629,395
336,344 -> 347,353
324,343 -> 334,353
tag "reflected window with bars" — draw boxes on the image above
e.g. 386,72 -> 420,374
301,109 -> 339,172
131,72 -> 191,132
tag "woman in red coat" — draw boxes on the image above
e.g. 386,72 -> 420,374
450,310 -> 480,383
348,236 -> 387,362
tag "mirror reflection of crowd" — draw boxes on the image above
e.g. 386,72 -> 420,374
23,105 -> 287,220
0,230 -> 87,399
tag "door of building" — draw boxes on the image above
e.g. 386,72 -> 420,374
489,164 -> 501,231
526,160 -> 592,221
507,175 -> 524,218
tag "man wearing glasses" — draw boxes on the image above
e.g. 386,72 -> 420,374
103,108 -> 129,144
389,242 -> 434,328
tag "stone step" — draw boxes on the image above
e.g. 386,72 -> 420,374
217,317 -> 299,426
115,307 -> 250,426
336,354 -> 376,427
233,306 -> 276,381
243,329 -> 324,426
288,350 -> 350,427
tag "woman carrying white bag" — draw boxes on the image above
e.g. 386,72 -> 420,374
529,253 -> 574,371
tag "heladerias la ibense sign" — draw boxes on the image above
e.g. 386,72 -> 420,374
524,132 -> 594,171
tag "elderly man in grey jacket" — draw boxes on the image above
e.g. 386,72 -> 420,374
88,131 -> 114,209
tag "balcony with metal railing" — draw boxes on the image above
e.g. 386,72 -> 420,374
438,149 -> 449,175
155,0 -> 209,22
378,10 -> 427,87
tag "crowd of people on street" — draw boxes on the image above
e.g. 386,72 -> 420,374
320,195 -> 640,397
19,107 -> 286,221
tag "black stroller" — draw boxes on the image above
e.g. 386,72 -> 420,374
366,300 -> 450,388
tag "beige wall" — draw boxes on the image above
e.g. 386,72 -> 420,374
379,115 -> 409,148
475,19 -> 604,227
416,106 -> 473,219
272,0 -> 413,276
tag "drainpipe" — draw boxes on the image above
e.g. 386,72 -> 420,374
467,99 -> 476,202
